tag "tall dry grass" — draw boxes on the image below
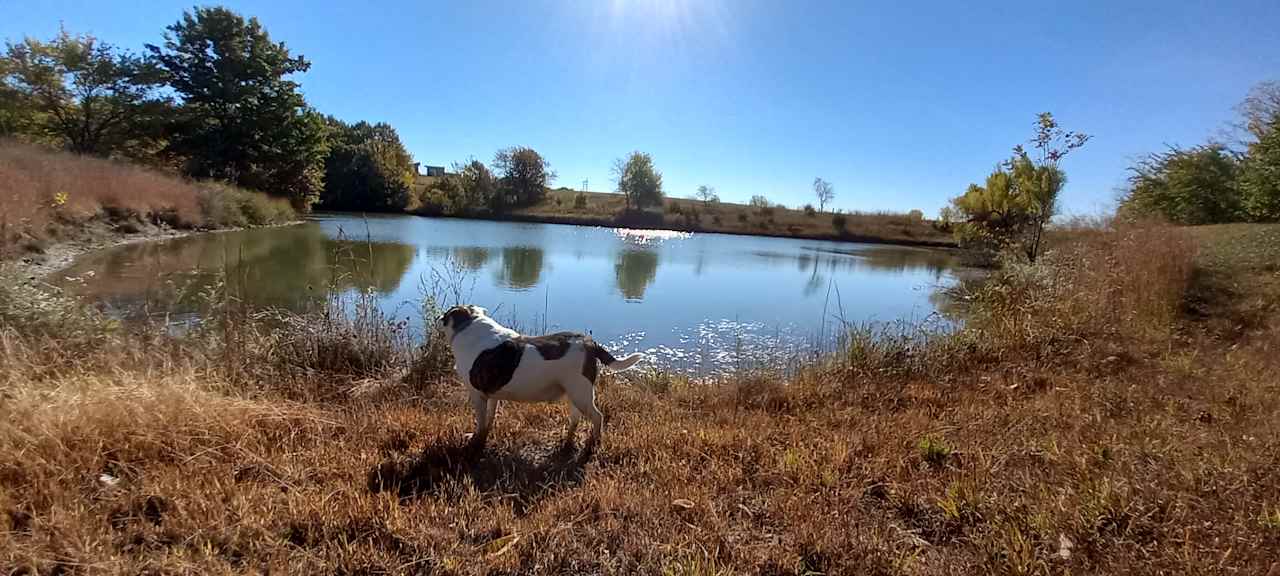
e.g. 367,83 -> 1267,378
0,223 -> 1276,574
956,222 -> 1198,354
0,140 -> 295,256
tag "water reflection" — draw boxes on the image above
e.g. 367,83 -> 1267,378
58,224 -> 415,313
809,245 -> 957,278
615,247 -> 660,301
61,213 -> 971,366
494,247 -> 544,290
452,246 -> 491,271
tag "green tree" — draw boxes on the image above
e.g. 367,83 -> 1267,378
1,30 -> 167,156
456,158 -> 496,213
1239,114 -> 1280,222
1119,144 -> 1243,224
148,7 -> 326,210
320,118 -> 414,212
0,56 -> 30,137
749,195 -> 771,208
949,113 -> 1089,261
492,146 -> 552,211
613,151 -> 664,210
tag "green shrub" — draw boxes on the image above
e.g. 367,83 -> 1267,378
917,436 -> 952,468
803,204 -> 817,217
1240,115 -> 1280,222
1120,144 -> 1243,224
736,212 -> 749,223
197,182 -> 296,228
573,192 -> 588,209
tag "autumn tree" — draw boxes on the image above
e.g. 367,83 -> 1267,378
320,118 -> 415,212
948,113 -> 1089,261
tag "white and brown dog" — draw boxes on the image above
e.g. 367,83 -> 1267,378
439,305 -> 643,449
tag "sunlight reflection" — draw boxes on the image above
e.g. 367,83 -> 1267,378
612,228 -> 693,245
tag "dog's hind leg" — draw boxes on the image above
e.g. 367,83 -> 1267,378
564,377 -> 605,446
565,401 -> 583,442
465,389 -> 491,449
486,398 -> 499,432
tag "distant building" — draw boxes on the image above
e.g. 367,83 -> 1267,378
412,163 -> 447,177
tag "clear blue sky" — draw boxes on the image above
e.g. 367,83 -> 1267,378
6,1 -> 1279,216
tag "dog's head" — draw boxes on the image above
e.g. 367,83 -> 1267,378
438,305 -> 487,341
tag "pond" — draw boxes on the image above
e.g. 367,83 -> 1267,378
58,213 -> 966,374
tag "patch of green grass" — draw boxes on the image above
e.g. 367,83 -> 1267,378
1190,223 -> 1280,274
917,436 -> 952,468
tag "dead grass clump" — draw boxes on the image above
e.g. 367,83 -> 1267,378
956,222 -> 1198,357
277,298 -> 412,377
727,371 -> 792,412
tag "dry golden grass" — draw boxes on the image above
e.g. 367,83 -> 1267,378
0,140 -> 295,257
1,224 -> 1278,574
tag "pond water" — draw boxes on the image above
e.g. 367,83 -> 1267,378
58,213 -> 965,374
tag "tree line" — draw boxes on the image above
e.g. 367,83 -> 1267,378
0,7 -> 415,213
418,149 -> 669,217
1118,82 -> 1280,224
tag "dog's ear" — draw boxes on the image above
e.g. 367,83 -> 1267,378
442,306 -> 475,332
469,305 -> 488,316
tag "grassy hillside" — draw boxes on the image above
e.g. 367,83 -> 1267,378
0,140 -> 296,260
412,176 -> 953,246
1,223 -> 1277,573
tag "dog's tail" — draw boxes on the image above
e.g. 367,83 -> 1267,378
589,341 -> 644,372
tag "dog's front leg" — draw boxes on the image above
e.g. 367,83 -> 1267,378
465,388 -> 490,449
